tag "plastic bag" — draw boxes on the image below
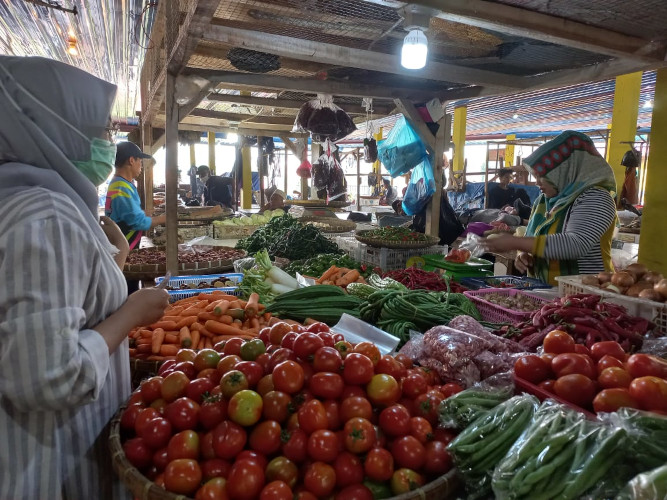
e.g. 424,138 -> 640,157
296,159 -> 312,178
615,465 -> 667,500
377,115 -> 427,177
363,137 -> 378,163
294,94 -> 356,142
327,162 -> 346,201
234,257 -> 257,273
311,159 -> 330,190
402,156 -> 435,216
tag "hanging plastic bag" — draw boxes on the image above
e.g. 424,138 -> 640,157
364,137 -> 378,163
294,94 -> 356,142
377,115 -> 427,177
402,156 -> 435,216
296,159 -> 312,178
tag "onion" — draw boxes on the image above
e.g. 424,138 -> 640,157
601,283 -> 622,294
581,275 -> 600,287
626,282 -> 653,297
597,271 -> 613,284
625,263 -> 648,281
611,271 -> 635,288
654,279 -> 667,299
641,271 -> 665,284
639,289 -> 664,302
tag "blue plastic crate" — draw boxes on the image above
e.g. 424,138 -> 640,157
155,273 -> 244,303
166,287 -> 243,303
460,275 -> 551,291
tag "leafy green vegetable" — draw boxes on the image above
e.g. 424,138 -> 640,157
284,253 -> 370,278
362,226 -> 431,242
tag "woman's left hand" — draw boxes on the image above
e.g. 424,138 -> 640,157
483,233 -> 521,253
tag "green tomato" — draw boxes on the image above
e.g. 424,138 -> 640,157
239,338 -> 266,361
227,390 -> 263,426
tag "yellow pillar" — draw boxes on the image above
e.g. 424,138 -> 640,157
607,72 -> 643,195
372,127 -> 383,192
208,132 -> 216,174
241,142 -> 252,209
452,106 -> 467,172
189,144 -> 196,167
638,68 -> 667,274
505,134 -> 516,168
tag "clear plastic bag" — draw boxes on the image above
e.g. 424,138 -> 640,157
460,233 -> 486,258
234,256 -> 256,273
294,94 -> 356,142
615,465 -> 667,500
402,156 -> 435,216
363,137 -> 378,163
377,115 -> 427,177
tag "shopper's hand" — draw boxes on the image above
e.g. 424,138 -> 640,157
100,216 -> 129,253
515,252 -> 534,273
123,288 -> 170,327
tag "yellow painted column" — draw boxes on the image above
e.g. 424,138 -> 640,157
189,144 -> 196,167
452,106 -> 467,172
505,134 -> 516,168
372,127 -> 383,193
638,68 -> 667,274
208,132 -> 216,174
241,141 -> 252,209
607,72 -> 643,195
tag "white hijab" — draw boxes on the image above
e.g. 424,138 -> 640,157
0,56 -> 117,239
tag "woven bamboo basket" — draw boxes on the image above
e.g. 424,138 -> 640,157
129,358 -> 163,390
355,230 -> 440,249
300,216 -> 357,233
123,250 -> 246,281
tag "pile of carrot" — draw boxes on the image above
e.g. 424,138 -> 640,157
128,291 -> 273,361
315,266 -> 367,289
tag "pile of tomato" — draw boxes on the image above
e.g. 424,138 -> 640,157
514,330 -> 667,414
119,321 -> 463,500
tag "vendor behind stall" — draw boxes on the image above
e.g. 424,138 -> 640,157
261,186 -> 286,212
197,165 -> 234,208
380,178 -> 397,205
393,190 -> 464,246
487,168 -> 531,209
484,131 -> 617,285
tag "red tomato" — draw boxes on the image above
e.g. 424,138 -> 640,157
173,361 -> 197,380
379,404 -> 411,437
390,468 -> 425,495
364,447 -> 394,482
226,459 -> 266,500
281,428 -> 308,463
123,437 -> 153,469
298,399 -> 329,434
341,385 -> 367,400
307,429 -> 340,462
249,420 -> 282,455
211,421 -> 247,460
597,355 -> 625,375
273,361 -> 305,394
303,462 -> 336,497
514,355 -> 551,384
307,322 -> 330,334
409,417 -> 433,444
340,396 -> 373,422
401,373 -> 429,399
415,366 -> 438,386
270,322 -> 293,345
335,484 -> 374,500
134,407 -> 161,436
538,379 -> 556,393
217,354 -> 241,377
194,349 -> 222,372
259,326 -> 272,346
262,391 -> 292,423
161,371 -> 190,403
573,344 -> 591,357
394,353 -> 413,369
195,477 -> 229,500
590,341 -> 626,362
268,348 -> 298,372
543,330 -> 576,354
255,353 -> 272,374
291,389 -> 314,412
629,376 -> 667,412
200,458 -> 231,481
343,353 -> 375,385
293,333 -> 325,361
228,390 -> 263,427
257,374 -> 275,396
164,458 -> 202,496
318,332 -> 336,348
352,342 -> 381,366
323,399 -> 342,430
423,440 -> 453,475
552,353 -> 596,379
236,450 -> 269,470
391,436 -> 426,470
197,368 -> 221,386
626,354 -> 667,379
333,451 -> 364,488
343,417 -> 376,454
593,388 -> 640,413
334,341 -> 354,359
313,347 -> 343,373
120,404 -> 145,432
164,397 -> 200,431
200,432 -> 216,460
159,358 -> 178,376
167,429 -> 199,461
366,374 -> 401,407
310,372 -> 345,400
235,361 -> 264,388
140,376 -> 164,404
219,370 -> 249,399
294,491 -> 318,500
280,332 -> 298,350
412,392 -> 442,425
553,374 -> 597,408
375,355 -> 407,381
266,456 -> 299,489
439,383 -> 464,398
598,367 -> 633,389
297,360 -> 315,385
541,353 -> 556,366
260,480 -> 293,500
138,416 -> 172,450
223,338 -> 244,356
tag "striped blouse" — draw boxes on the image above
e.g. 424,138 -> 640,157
0,189 -> 131,499
542,188 -> 617,274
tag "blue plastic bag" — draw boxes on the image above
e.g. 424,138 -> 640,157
377,116 -> 427,177
402,156 -> 435,216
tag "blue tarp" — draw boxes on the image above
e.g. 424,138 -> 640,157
447,182 -> 541,211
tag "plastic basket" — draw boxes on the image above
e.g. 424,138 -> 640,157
463,288 -> 549,323
358,243 -> 444,271
155,273 -> 243,303
514,374 -> 596,419
165,288 -> 243,302
461,275 -> 552,291
334,236 -> 362,261
556,275 -> 667,335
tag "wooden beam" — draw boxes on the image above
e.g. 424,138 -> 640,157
396,0 -> 667,63
165,74 -> 180,273
279,136 -> 299,157
394,99 -> 437,151
203,25 -> 519,90
178,84 -> 214,122
189,108 -> 296,125
425,115 -> 449,238
169,0 -> 220,73
183,69 -> 442,101
207,93 -> 393,116
178,123 -> 310,138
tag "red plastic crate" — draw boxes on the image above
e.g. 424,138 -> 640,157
463,288 -> 549,323
513,374 -> 596,419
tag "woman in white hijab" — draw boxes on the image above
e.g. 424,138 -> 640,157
0,56 -> 169,499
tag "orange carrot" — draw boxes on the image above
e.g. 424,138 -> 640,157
175,316 -> 197,329
190,329 -> 200,352
335,269 -> 360,287
179,326 -> 192,348
245,293 -> 260,318
151,328 -> 166,354
140,329 -> 153,339
205,320 -> 243,336
164,333 -> 179,344
146,355 -> 165,361
205,337 -> 213,349
136,337 -> 152,346
149,320 -> 178,331
228,300 -> 241,309
198,311 -> 225,322
167,305 -> 185,316
160,316 -> 182,322
317,265 -> 339,284
197,337 -> 206,350
250,317 -> 260,330
159,344 -> 179,356
263,312 -> 272,323
136,343 -> 152,354
213,301 -> 231,316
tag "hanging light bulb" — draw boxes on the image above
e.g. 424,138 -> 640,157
66,34 -> 78,56
401,29 -> 428,70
